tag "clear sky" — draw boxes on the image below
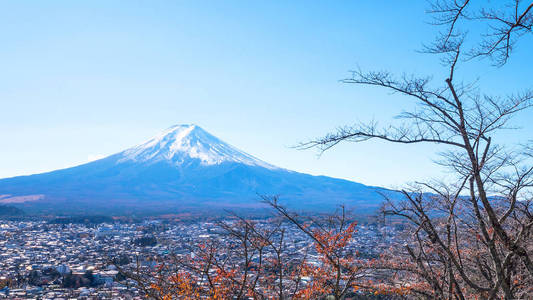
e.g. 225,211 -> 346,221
1,1 -> 531,189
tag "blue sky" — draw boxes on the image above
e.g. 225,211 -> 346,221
1,1 -> 531,188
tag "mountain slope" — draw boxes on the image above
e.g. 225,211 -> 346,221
0,125 -> 395,215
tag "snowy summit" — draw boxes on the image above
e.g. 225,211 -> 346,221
119,124 -> 277,169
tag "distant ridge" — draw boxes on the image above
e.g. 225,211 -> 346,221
0,125 -> 397,215
0,205 -> 25,216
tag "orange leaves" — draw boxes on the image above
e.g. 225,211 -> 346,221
145,220 -> 363,299
312,221 -> 357,257
290,221 -> 361,299
148,268 -> 201,299
137,209 -> 369,299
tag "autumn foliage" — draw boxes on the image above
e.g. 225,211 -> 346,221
119,200 -> 411,299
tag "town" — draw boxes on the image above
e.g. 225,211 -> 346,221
0,216 -> 400,299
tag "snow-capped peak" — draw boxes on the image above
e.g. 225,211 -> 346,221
118,124 -> 278,169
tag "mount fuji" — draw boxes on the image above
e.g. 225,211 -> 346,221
0,125 -> 394,215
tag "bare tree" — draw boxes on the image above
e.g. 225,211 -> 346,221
116,215 -> 315,299
298,2 -> 533,298
265,197 -> 372,300
427,0 -> 533,65
117,204 -> 391,299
